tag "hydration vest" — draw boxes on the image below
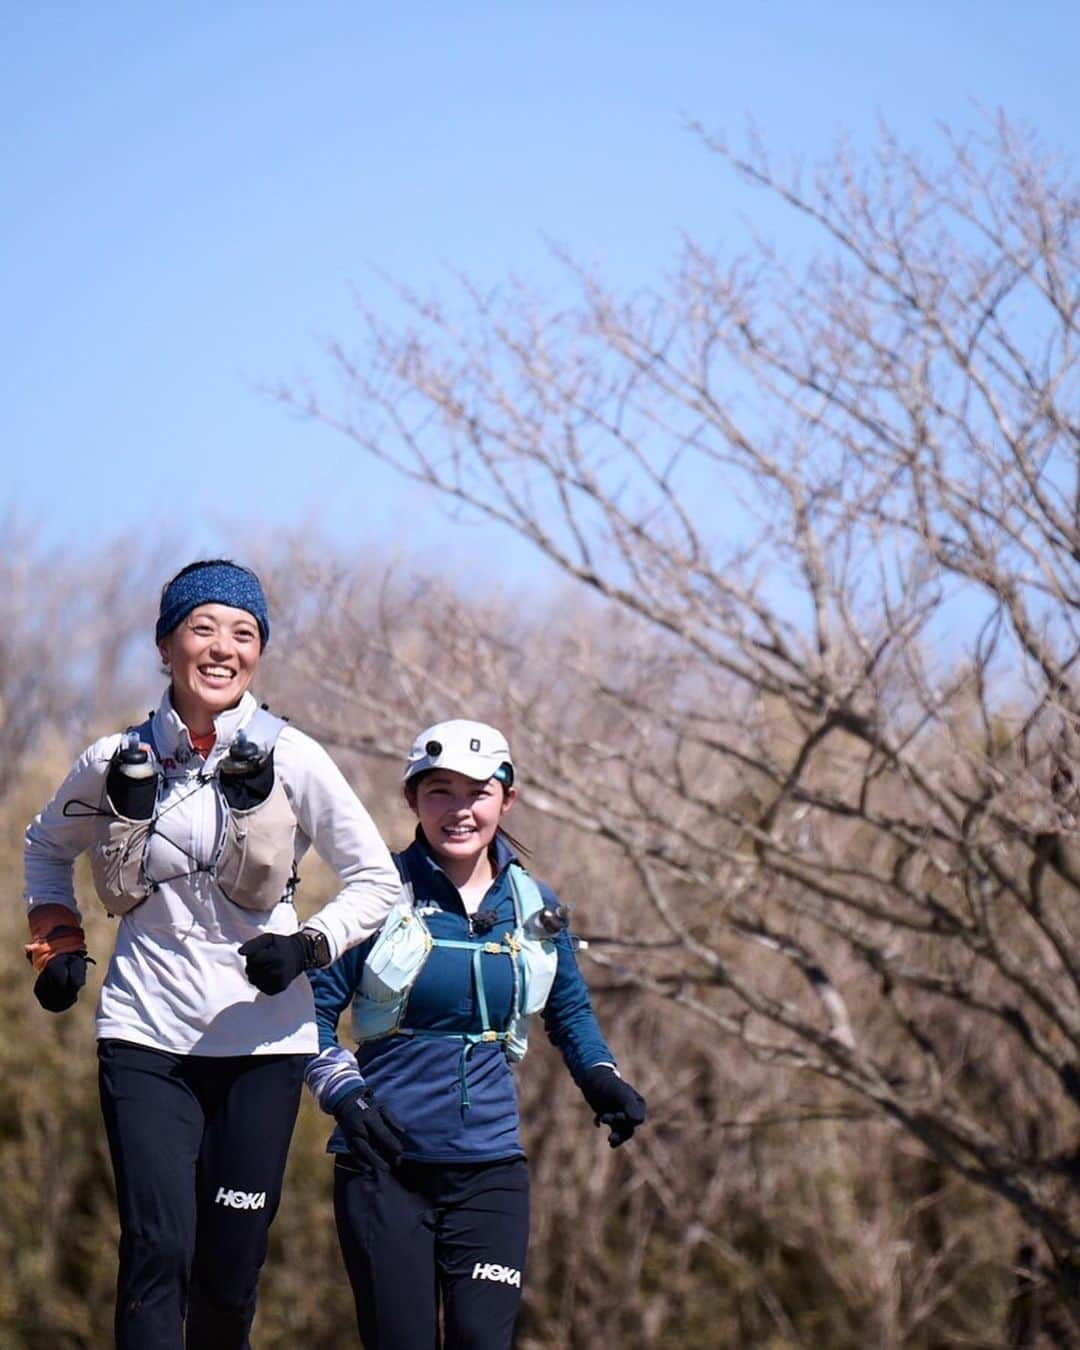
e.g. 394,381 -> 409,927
350,863 -> 560,1066
88,707 -> 298,916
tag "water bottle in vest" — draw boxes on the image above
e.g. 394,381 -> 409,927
106,731 -> 157,821
523,901 -> 569,939
219,728 -> 275,812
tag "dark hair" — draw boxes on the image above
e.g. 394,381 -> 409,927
494,826 -> 531,859
161,557 -> 240,587
404,772 -> 531,859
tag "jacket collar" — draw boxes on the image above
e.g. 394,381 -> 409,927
400,828 -> 518,896
149,688 -> 259,770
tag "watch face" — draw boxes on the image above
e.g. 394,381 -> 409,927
305,930 -> 331,968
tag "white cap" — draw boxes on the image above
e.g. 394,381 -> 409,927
403,719 -> 514,785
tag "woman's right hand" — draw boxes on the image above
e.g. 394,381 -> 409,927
33,951 -> 88,1013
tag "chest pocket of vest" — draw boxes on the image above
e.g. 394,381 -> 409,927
516,939 -> 558,1017
352,895 -> 433,1042
90,817 -> 156,914
508,869 -> 559,1017
214,774 -> 298,911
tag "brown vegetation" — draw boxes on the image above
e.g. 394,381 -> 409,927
273,114 -> 1080,1343
3,114 -> 1078,1346
0,548 -> 1071,1346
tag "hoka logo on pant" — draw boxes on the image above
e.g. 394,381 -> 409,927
215,1186 -> 266,1210
471,1262 -> 522,1287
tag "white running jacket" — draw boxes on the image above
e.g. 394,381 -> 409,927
24,690 -> 400,1057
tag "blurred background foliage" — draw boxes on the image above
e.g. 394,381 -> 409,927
4,118 -> 1079,1349
0,533 -> 1068,1349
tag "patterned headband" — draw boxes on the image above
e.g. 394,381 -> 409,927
155,562 -> 270,645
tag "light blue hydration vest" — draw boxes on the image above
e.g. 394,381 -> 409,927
350,863 -> 560,1069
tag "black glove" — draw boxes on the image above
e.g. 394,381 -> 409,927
334,1086 -> 408,1170
581,1065 -> 647,1147
33,951 -> 88,1013
239,931 -> 324,995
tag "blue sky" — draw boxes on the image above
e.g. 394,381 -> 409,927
4,2 -> 1078,585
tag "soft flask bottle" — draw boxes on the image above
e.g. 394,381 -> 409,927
107,731 -> 157,820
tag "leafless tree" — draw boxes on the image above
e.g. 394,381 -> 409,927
0,520 -> 153,799
276,115 -> 1080,1322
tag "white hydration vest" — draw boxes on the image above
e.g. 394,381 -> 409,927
88,707 -> 299,916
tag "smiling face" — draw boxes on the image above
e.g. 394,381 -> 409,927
158,603 -> 262,734
410,768 -> 518,888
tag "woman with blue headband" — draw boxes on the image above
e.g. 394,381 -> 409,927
23,558 -> 400,1350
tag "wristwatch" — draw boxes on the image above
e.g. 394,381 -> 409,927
301,928 -> 332,970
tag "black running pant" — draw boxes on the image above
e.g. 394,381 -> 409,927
98,1039 -> 306,1350
334,1156 -> 530,1349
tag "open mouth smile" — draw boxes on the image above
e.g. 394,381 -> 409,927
443,824 -> 477,839
197,665 -> 236,684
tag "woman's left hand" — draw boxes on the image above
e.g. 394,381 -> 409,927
581,1065 -> 647,1147
334,1086 -> 407,1170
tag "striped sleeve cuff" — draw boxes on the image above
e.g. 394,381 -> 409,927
303,1045 -> 366,1114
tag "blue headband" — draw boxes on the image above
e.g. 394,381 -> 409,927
155,563 -> 270,645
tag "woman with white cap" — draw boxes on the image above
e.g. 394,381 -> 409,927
305,717 -> 647,1349
23,558 -> 400,1350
